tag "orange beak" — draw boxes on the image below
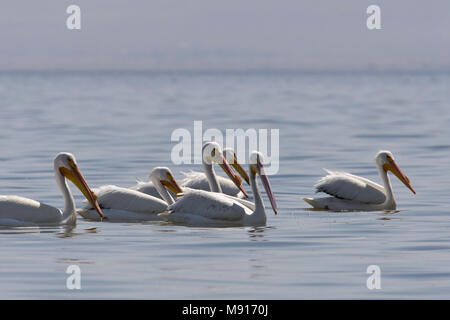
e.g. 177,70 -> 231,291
383,159 -> 416,194
161,174 -> 184,197
218,154 -> 249,198
256,159 -> 278,214
230,153 -> 250,185
60,164 -> 105,219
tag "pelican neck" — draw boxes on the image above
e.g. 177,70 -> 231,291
54,166 -> 76,223
203,161 -> 222,193
377,162 -> 395,207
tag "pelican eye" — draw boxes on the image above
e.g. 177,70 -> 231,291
166,172 -> 173,180
67,157 -> 76,167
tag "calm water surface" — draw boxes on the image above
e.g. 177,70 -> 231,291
0,71 -> 449,299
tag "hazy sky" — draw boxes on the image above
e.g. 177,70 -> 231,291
0,0 -> 449,71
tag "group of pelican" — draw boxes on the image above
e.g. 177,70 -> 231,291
0,143 -> 415,228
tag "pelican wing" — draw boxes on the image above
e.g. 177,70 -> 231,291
166,189 -> 248,221
314,169 -> 386,204
181,171 -> 241,197
129,181 -> 163,199
87,185 -> 167,214
179,187 -> 253,210
0,195 -> 62,224
214,193 -> 255,210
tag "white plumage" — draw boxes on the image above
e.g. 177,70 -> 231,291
130,146 -> 248,199
0,153 -> 104,227
314,169 -> 386,204
303,151 -> 416,211
0,196 -> 63,226
80,143 -> 248,223
163,189 -> 248,225
160,151 -> 277,227
176,147 -> 249,198
87,185 -> 167,213
180,170 -> 245,198
79,167 -> 183,222
129,180 -> 165,199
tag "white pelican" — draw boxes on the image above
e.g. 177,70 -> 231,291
0,153 -> 104,227
78,167 -> 184,222
303,150 -> 416,211
179,147 -> 250,198
131,144 -> 249,199
159,151 -> 277,227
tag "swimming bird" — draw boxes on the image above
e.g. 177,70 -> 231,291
131,144 -> 249,199
159,151 -> 277,227
78,167 -> 184,222
179,147 -> 250,198
303,150 -> 416,211
0,153 -> 104,227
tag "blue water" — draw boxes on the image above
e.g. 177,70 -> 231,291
0,71 -> 449,299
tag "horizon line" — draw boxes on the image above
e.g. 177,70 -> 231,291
0,67 -> 449,75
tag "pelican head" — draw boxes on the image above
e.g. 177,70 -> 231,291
55,152 -> 105,218
223,148 -> 250,185
202,142 -> 248,198
375,150 -> 416,194
150,167 -> 183,196
249,151 -> 278,214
